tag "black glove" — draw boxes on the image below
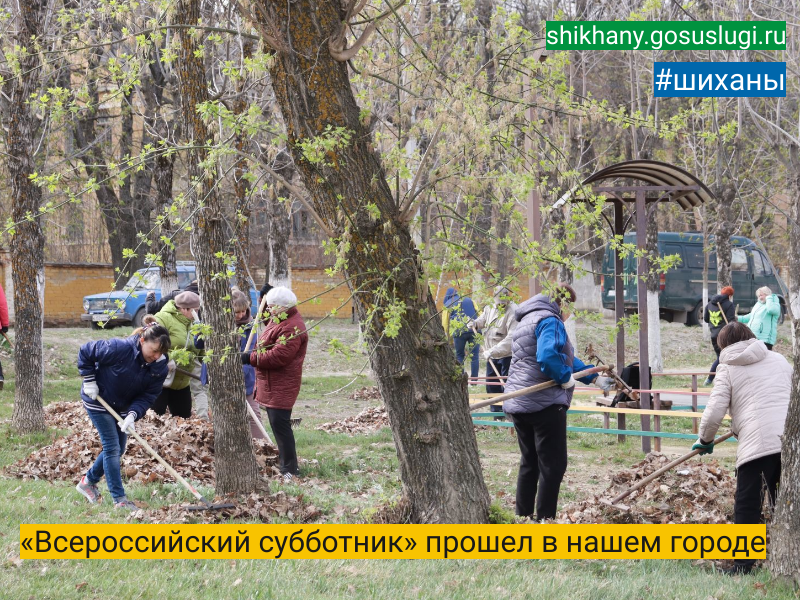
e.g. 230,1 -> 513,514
241,351 -> 251,365
0,327 -> 7,334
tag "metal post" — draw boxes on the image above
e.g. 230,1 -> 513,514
635,190 -> 652,453
653,392 -> 661,452
614,200 -> 626,442
691,374 -> 699,434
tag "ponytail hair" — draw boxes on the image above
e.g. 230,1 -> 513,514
133,315 -> 171,353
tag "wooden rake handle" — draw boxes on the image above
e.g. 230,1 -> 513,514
469,366 -> 606,412
610,431 -> 735,504
239,293 -> 274,445
94,394 -> 207,504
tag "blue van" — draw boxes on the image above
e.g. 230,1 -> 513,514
601,233 -> 788,325
81,262 -> 259,329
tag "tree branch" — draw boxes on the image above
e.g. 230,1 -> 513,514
329,0 -> 407,62
399,123 -> 443,222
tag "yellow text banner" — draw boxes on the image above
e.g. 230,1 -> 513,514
20,524 -> 765,560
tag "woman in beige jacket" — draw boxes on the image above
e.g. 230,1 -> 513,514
693,321 -> 792,574
469,286 -> 517,415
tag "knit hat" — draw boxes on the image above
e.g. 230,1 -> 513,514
174,291 -> 201,309
265,286 -> 297,308
720,286 -> 734,297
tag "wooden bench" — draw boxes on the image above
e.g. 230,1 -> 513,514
594,396 -> 673,448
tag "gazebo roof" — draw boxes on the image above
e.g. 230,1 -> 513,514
579,159 -> 715,210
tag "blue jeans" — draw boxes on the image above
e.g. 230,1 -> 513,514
453,331 -> 480,379
85,407 -> 128,501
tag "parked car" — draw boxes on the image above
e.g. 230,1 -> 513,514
81,262 -> 259,329
600,232 -> 788,326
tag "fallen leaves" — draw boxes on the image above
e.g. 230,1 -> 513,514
348,386 -> 381,402
132,490 -> 322,525
6,402 -> 282,485
317,406 -> 388,435
560,452 -> 736,524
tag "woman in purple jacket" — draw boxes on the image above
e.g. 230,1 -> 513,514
75,323 -> 171,510
503,283 -> 600,521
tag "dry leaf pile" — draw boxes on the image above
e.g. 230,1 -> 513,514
348,386 -> 382,402
316,406 -> 388,435
560,452 -> 736,524
6,402 -> 281,484
133,490 -> 322,524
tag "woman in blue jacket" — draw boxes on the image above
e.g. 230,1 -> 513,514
444,287 -> 480,378
503,284 -> 600,521
76,323 -> 171,510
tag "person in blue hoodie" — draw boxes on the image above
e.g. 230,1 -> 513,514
503,283 -> 601,521
76,322 -> 171,510
443,287 -> 480,378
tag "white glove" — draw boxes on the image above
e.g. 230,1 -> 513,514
560,376 -> 577,390
595,376 -> 614,392
163,359 -> 177,388
482,348 -> 493,360
118,413 -> 136,434
82,379 -> 99,400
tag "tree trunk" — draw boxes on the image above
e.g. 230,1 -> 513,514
154,148 -> 179,296
73,48 -> 150,290
769,148 -> 800,580
253,0 -> 491,522
144,45 -> 180,296
233,41 -> 254,292
5,0 -> 47,433
714,185 -> 735,290
702,206 -> 710,340
175,0 -> 262,495
646,206 -> 663,371
267,151 -> 293,288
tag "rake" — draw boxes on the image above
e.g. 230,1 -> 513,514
95,394 -> 235,511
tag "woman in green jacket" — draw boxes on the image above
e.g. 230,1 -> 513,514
152,291 -> 203,417
738,286 -> 781,350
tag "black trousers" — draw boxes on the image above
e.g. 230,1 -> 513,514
487,356 -> 511,412
152,386 -> 192,418
765,343 -> 774,350
267,408 -> 298,475
709,337 -> 721,382
734,453 -> 781,567
509,405 -> 568,520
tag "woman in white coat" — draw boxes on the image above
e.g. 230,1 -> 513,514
693,321 -> 792,575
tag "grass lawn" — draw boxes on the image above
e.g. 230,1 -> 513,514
0,320 -> 793,598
